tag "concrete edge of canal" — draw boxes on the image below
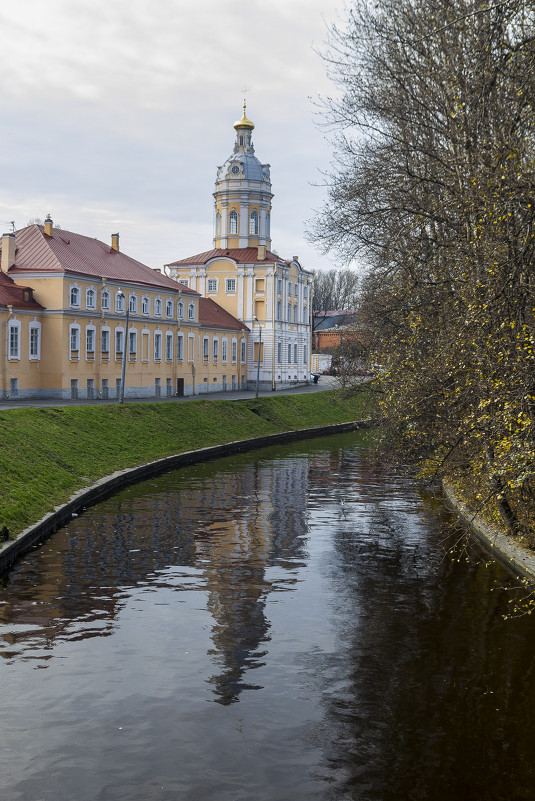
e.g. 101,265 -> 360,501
0,419 -> 374,576
443,483 -> 535,582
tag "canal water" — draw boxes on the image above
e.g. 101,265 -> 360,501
1,431 -> 535,801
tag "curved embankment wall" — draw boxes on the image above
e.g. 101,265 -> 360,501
443,483 -> 535,582
0,420 -> 371,576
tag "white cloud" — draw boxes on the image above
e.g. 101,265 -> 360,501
0,0 -> 346,271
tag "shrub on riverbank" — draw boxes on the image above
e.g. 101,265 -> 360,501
1,389 -> 372,537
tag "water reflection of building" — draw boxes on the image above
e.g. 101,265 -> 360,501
0,452 -> 310,705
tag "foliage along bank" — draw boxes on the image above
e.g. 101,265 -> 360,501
1,390 -> 372,538
313,0 -> 535,543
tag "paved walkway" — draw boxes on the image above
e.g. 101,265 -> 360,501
0,376 -> 341,410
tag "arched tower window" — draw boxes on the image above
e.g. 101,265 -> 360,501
229,210 -> 239,235
249,209 -> 259,235
266,213 -> 271,237
216,212 -> 221,236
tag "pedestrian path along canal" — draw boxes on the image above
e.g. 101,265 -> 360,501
2,430 -> 535,801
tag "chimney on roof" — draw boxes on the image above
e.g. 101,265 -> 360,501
1,233 -> 16,273
111,233 -> 120,252
44,215 -> 53,236
257,245 -> 266,261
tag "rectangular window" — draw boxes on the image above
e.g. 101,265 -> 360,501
101,329 -> 110,355
254,342 -> 264,363
278,342 -> 282,363
288,344 -> 292,363
188,335 -> 194,362
87,379 -> 95,399
293,306 -> 298,324
155,378 -> 161,397
226,278 -> 236,293
255,278 -> 265,293
154,333 -> 162,361
207,278 -> 217,293
222,339 -> 228,362
86,328 -> 95,356
129,331 -> 137,358
277,278 -> 282,294
294,344 -> 298,363
213,338 -> 219,360
231,340 -> 237,363
69,326 -> 79,355
166,333 -> 173,361
241,340 -> 246,363
277,301 -> 281,321
177,334 -> 184,360
203,337 -> 209,359
287,303 -> 291,321
29,325 -> 40,359
71,379 -> 78,400
166,378 -> 173,397
102,379 -> 109,399
115,330 -> 124,357
180,278 -> 189,287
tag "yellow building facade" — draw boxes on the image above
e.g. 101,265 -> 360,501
0,218 -> 248,400
165,106 -> 312,391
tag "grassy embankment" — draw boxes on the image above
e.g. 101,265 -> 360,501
1,389 -> 372,538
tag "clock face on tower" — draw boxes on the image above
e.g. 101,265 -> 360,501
231,165 -> 240,175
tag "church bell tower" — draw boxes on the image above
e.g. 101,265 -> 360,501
213,102 -> 273,251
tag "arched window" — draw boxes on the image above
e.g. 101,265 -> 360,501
249,210 -> 259,235
86,287 -> 96,309
188,302 -> 195,321
70,285 -> 80,308
229,210 -> 238,235
178,300 -> 184,319
101,289 -> 110,311
216,212 -> 221,236
129,294 -> 137,313
166,299 -> 174,318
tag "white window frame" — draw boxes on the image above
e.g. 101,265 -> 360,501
203,336 -> 209,359
86,287 -> 96,309
101,289 -> 110,311
69,323 -> 80,358
177,333 -> 184,361
165,332 -> 173,361
294,344 -> 298,363
222,338 -> 228,363
207,278 -> 218,293
129,329 -> 137,358
129,294 -> 138,314
8,320 -> 21,359
165,299 -> 174,318
115,327 -> 124,358
154,297 -> 163,316
29,322 -> 41,360
115,292 -> 125,313
229,210 -> 238,235
288,344 -> 292,363
85,325 -> 96,358
241,339 -> 246,363
177,300 -> 184,319
213,337 -> 219,360
154,331 -> 162,361
188,302 -> 195,321
249,209 -> 259,235
101,327 -> 110,356
142,295 -> 150,315
231,338 -> 237,363
225,278 -> 236,293
70,284 -> 81,308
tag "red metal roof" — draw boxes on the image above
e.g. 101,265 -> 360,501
198,297 -> 249,331
0,270 -> 44,310
5,225 -> 198,295
166,247 -> 284,267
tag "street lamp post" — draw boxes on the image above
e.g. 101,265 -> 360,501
254,316 -> 262,399
118,289 -> 130,404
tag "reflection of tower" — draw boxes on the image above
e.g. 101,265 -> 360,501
198,453 -> 310,704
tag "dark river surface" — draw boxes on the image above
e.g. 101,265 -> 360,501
2,430 -> 535,801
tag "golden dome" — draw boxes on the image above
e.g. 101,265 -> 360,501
234,101 -> 255,130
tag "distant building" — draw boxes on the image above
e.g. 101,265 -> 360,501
165,105 -> 312,391
312,311 -> 358,351
0,217 -> 248,400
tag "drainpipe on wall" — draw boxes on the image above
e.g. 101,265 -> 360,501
3,304 -> 13,399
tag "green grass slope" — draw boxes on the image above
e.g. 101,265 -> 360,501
1,390 -> 371,537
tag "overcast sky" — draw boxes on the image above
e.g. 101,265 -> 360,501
0,0 -> 347,272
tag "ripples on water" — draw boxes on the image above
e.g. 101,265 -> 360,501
1,431 -> 535,801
